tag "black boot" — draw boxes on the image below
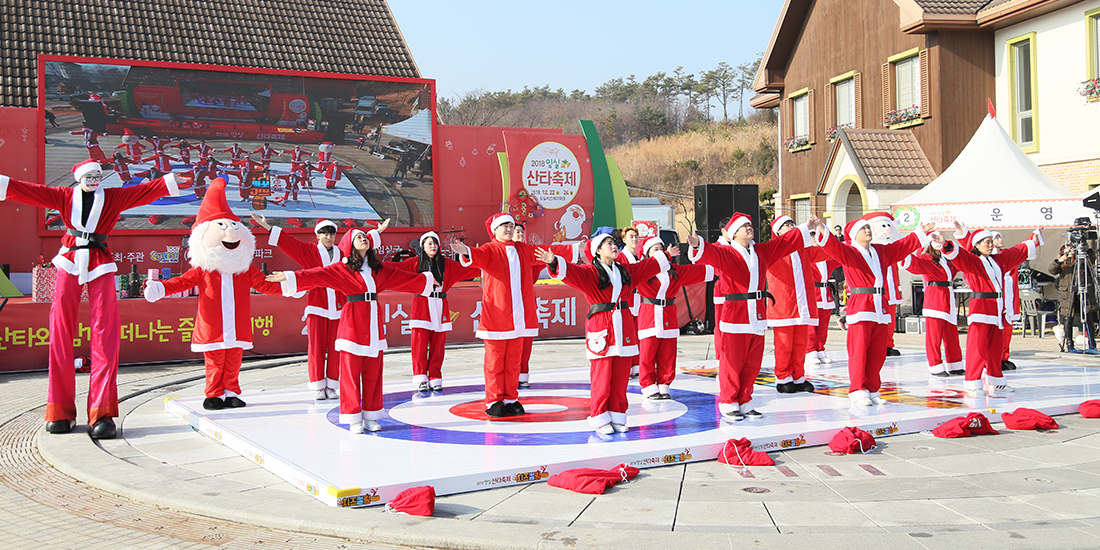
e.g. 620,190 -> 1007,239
89,418 -> 116,439
1001,360 -> 1017,371
503,401 -> 526,416
223,396 -> 247,408
485,401 -> 506,418
203,397 -> 225,410
776,382 -> 797,394
45,419 -> 75,434
886,348 -> 901,357
796,381 -> 816,393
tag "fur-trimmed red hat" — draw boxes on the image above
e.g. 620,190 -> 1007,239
485,213 -> 515,237
845,212 -> 887,242
770,215 -> 794,234
724,212 -> 753,235
195,177 -> 239,224
72,159 -> 102,181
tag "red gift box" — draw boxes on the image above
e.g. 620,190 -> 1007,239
32,265 -> 89,302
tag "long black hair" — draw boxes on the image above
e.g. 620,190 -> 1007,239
418,236 -> 445,283
345,246 -> 383,273
592,235 -> 631,290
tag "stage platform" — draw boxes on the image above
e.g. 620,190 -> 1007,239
163,350 -> 1099,508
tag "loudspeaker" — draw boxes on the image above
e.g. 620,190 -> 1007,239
694,184 -> 759,243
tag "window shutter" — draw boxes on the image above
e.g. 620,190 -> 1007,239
808,88 -> 816,144
783,97 -> 791,140
920,49 -> 931,118
824,83 -> 834,130
854,73 -> 863,128
882,62 -> 892,125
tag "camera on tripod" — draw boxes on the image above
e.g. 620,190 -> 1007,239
1068,217 -> 1097,248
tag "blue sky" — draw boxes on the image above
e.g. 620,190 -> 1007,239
388,1 -> 785,102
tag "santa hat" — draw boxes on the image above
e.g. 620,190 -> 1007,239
419,231 -> 440,248
314,220 -> 338,234
195,177 -> 240,224
846,212 -> 887,242
123,128 -> 137,136
771,215 -> 794,234
485,213 -> 515,236
338,229 -> 364,258
639,236 -> 664,257
971,229 -> 995,246
724,212 -> 753,235
588,231 -> 616,261
72,159 -> 102,181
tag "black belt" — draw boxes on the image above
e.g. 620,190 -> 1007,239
814,282 -> 828,287
425,291 -> 446,299
67,228 -> 110,244
849,287 -> 884,295
926,281 -> 952,287
725,291 -> 776,306
970,292 -> 1002,299
641,296 -> 676,306
346,293 -> 378,302
588,300 -> 630,319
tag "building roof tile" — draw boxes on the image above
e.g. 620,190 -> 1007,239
841,128 -> 937,187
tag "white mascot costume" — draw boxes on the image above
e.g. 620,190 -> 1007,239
869,213 -> 903,355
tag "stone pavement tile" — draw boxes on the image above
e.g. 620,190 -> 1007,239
178,455 -> 259,477
903,527 -> 1100,549
684,458 -> 818,483
678,479 -> 847,503
1067,460 -> 1100,476
962,466 -> 1100,495
672,500 -> 774,528
907,450 -> 1047,475
1001,441 -> 1100,466
214,466 -> 289,489
791,458 -> 942,481
733,532 -> 927,549
823,476 -> 999,502
945,430 -> 1061,452
135,443 -> 242,466
1068,434 -> 1100,449
1015,490 -> 1100,519
474,485 -> 594,522
630,463 -> 684,481
872,436 -> 988,460
592,477 -> 682,502
569,498 -> 678,530
765,500 -> 878,528
119,422 -> 200,445
850,499 -> 974,527
432,485 -> 526,519
932,495 -> 1070,524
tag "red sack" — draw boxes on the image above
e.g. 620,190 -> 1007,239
181,215 -> 197,227
343,218 -> 360,228
1001,408 -> 1058,430
148,214 -> 163,225
384,486 -> 435,516
932,412 -> 999,438
547,464 -> 639,495
1080,400 -> 1100,418
828,427 -> 877,454
717,438 -> 775,466
286,217 -> 304,228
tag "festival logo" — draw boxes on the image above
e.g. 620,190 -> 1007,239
780,434 -> 807,448
892,205 -> 920,231
514,465 -> 549,483
150,246 -> 181,263
872,422 -> 900,437
523,142 -> 580,209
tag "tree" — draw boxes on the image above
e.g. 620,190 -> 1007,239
703,62 -> 737,121
737,54 -> 763,121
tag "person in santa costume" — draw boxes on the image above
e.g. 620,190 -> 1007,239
173,139 -> 195,165
536,231 -> 670,434
140,149 -> 179,180
252,214 -> 349,400
711,218 -> 734,364
948,221 -> 1042,397
70,127 -> 108,160
193,140 -> 216,164
634,236 -> 711,400
687,212 -> 823,420
223,143 -> 247,162
449,213 -> 577,417
114,129 -> 146,160
318,161 -> 353,190
191,155 -> 226,200
866,213 -> 905,356
267,229 -> 435,433
391,231 -> 482,392
316,142 -> 334,169
229,154 -> 266,201
900,238 -> 964,376
817,213 -> 935,406
144,177 -> 282,410
0,160 -> 182,438
616,225 -> 644,379
251,143 -> 284,168
289,144 -> 311,168
993,231 -> 1021,371
765,216 -> 830,394
805,242 -> 841,365
102,152 -> 135,184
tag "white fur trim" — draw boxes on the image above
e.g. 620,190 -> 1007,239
489,214 -> 515,233
1032,228 -> 1044,247
1024,239 -> 1038,261
914,225 -> 931,249
335,338 -> 386,358
848,389 -> 870,403
972,229 -> 993,246
315,220 -> 338,234
163,172 -> 180,196
307,379 -> 329,390
590,233 -> 614,259
688,239 -> 705,263
796,224 -> 813,247
268,225 -> 283,246
476,328 -> 539,339
718,402 -> 739,415
658,384 -> 670,394
848,220 -> 871,242
739,400 -> 756,414
340,413 -> 362,425
279,271 -> 299,296
550,255 -> 568,280
191,340 -> 254,352
0,175 -> 8,200
641,384 -> 660,397
412,374 -> 429,385
652,250 -> 670,272
367,229 -> 382,250
73,160 -> 102,181
705,265 -> 715,281
458,251 -> 473,267
609,411 -> 627,425
771,216 -> 793,234
928,362 -> 947,374
518,373 -> 530,383
419,231 -> 440,248
587,411 -> 612,428
963,379 -> 983,390
725,216 -> 751,235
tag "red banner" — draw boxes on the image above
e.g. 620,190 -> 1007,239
503,131 -> 594,247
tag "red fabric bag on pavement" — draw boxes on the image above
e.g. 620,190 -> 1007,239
1001,408 -> 1058,430
1080,400 -> 1100,418
717,438 -> 775,466
384,486 -> 435,516
932,412 -> 999,438
547,464 -> 639,495
828,427 -> 877,454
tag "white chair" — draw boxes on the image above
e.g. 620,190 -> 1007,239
1019,288 -> 1055,338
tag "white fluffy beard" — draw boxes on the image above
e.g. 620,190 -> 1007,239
187,221 -> 257,275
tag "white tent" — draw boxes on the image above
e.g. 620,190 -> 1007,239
382,109 -> 432,145
894,114 -> 1091,230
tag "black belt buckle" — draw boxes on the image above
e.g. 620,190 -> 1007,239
347,293 -> 378,302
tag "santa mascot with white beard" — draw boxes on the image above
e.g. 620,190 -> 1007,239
144,177 -> 283,410
869,213 -> 904,356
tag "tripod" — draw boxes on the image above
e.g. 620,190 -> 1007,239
1065,234 -> 1100,354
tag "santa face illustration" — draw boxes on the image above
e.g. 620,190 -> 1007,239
554,204 -> 587,240
189,217 -> 257,275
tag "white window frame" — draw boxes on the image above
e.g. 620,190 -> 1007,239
894,55 -> 921,112
1008,32 -> 1039,153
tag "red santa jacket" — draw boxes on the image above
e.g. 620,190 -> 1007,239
252,145 -> 282,161
116,141 -> 146,159
392,256 -> 482,332
223,145 -> 246,161
0,174 -> 180,283
268,226 -> 346,320
766,245 -> 829,327
616,248 -> 643,316
160,266 -> 282,352
712,235 -> 732,307
901,242 -> 960,324
636,262 -> 713,339
142,151 -> 178,173
819,228 -> 928,325
280,262 -> 434,357
289,148 -> 310,163
1002,261 -> 1022,322
886,262 -> 903,306
690,225 -> 814,335
810,257 -> 841,310
550,254 -> 669,359
950,234 -> 1038,328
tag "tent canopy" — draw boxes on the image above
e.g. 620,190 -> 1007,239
382,109 -> 431,145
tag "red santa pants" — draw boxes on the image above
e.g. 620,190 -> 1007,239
306,316 -> 340,389
519,336 -> 533,382
589,355 -> 632,425
1002,321 -> 1014,361
713,303 -> 724,360
340,353 -> 385,422
717,333 -> 765,406
773,325 -> 809,383
203,348 -> 244,398
483,338 -> 521,405
886,304 -> 897,348
846,321 -> 891,393
46,272 -> 120,425
411,327 -> 447,383
627,308 -> 640,370
965,322 -> 1004,381
806,308 -> 832,352
924,317 -> 962,369
638,336 -> 677,393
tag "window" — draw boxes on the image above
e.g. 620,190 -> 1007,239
793,95 -> 809,138
882,48 -> 930,128
825,72 -> 862,141
1088,7 -> 1100,79
895,56 -> 921,111
784,88 -> 814,151
791,195 -> 811,225
1008,32 -> 1039,152
835,78 -> 856,127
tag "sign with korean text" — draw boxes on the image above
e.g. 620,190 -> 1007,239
503,132 -> 594,247
893,199 -> 1095,231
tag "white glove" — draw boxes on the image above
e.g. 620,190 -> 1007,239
144,280 -> 166,302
